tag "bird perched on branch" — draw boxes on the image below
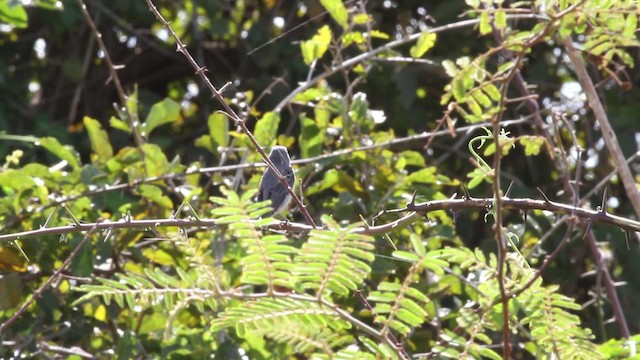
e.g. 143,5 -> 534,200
257,146 -> 295,216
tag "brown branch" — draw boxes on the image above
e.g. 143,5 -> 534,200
273,13 -> 549,112
0,117 -> 531,236
563,39 -> 640,224
3,197 -> 640,243
77,0 -> 144,148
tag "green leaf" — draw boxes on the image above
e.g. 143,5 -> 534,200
0,2 -> 28,29
410,32 -> 437,58
141,144 -> 170,177
254,111 -> 281,147
71,236 -> 93,277
410,234 -> 426,256
495,9 -> 507,30
39,137 -> 81,170
141,98 -> 180,137
299,116 -> 322,158
442,60 -> 458,77
405,167 -> 437,184
208,112 -> 229,149
392,250 -> 420,262
109,116 -> 131,132
370,30 -> 389,39
194,135 -> 214,153
138,184 -> 173,208
83,116 -> 113,161
624,14 -> 638,37
483,83 -> 501,101
320,0 -> 348,28
0,170 -> 36,191
301,25 -> 332,65
520,136 -> 545,156
479,11 -> 492,35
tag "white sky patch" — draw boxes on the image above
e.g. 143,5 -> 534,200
273,16 -> 285,29
34,38 -> 46,59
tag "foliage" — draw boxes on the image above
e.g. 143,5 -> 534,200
1,0 -> 640,358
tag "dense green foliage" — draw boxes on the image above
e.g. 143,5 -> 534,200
1,0 -> 640,358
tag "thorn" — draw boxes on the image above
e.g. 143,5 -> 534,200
599,188 -> 608,214
522,210 -> 528,233
449,192 -> 457,200
219,82 -> 232,94
461,184 -> 471,200
536,187 -> 551,203
408,190 -> 417,208
450,210 -> 457,225
623,228 -> 630,250
424,213 -> 431,225
583,219 -> 593,239
504,181 -> 514,197
372,210 -> 385,222
359,214 -> 370,229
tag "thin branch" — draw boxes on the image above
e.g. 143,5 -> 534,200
563,39 -> 640,222
77,0 -> 144,148
273,13 -> 549,112
0,117 -> 530,235
3,197 -> 640,243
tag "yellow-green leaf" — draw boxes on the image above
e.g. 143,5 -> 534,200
299,116 -> 322,158
320,0 -> 348,28
254,111 -> 281,147
495,9 -> 507,30
84,116 -> 113,161
410,32 -> 437,58
141,98 -> 181,137
0,2 -> 27,28
138,184 -> 173,208
39,137 -> 80,170
479,11 -> 492,35
300,25 -> 332,65
208,112 -> 229,150
520,136 -> 545,156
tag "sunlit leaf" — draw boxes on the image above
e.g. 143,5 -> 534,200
299,116 -> 322,158
301,25 -> 332,65
0,2 -> 28,28
254,111 -> 281,147
410,32 -> 437,58
138,184 -> 173,208
39,137 -> 81,170
141,98 -> 181,137
320,0 -> 348,28
84,116 -> 113,162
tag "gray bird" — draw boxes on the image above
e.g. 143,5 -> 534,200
257,146 -> 295,216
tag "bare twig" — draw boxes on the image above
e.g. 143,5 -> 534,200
274,13 -> 549,112
3,197 -> 640,243
563,39 -> 640,223
78,0 -> 144,148
0,117 -> 531,236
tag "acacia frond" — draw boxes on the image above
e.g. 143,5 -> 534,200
73,268 -> 217,310
521,285 -> 602,359
211,188 -> 295,291
293,215 -> 375,298
210,297 -> 351,337
369,235 -> 449,336
267,325 -> 353,357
